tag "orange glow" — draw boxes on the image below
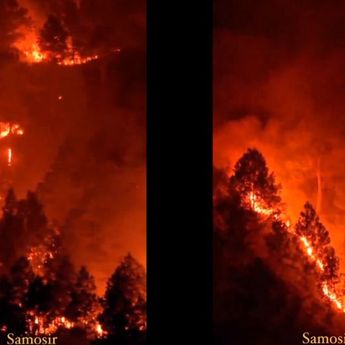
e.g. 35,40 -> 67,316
23,43 -> 48,63
0,122 -> 24,138
14,33 -> 101,66
7,148 -> 12,167
0,123 -> 24,168
26,309 -> 106,337
25,227 -> 107,338
13,28 -> 122,67
248,192 -> 274,216
247,190 -> 344,313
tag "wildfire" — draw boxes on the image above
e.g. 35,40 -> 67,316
0,122 -> 24,168
25,227 -> 106,338
7,148 -> 12,167
23,43 -> 48,63
248,192 -> 273,216
14,33 -> 104,66
27,313 -> 75,336
247,190 -> 345,313
20,44 -> 99,66
26,311 -> 106,337
0,122 -> 24,138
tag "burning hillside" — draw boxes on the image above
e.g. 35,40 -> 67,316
0,0 -> 146,344
214,148 -> 345,345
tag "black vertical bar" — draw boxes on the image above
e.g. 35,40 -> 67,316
147,1 -> 212,343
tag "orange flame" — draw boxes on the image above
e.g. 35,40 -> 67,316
247,191 -> 345,313
7,148 -> 12,167
0,122 -> 24,138
0,122 -> 24,168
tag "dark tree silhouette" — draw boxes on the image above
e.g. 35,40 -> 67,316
230,148 -> 281,210
9,256 -> 34,306
26,276 -> 53,313
321,245 -> 339,283
39,15 -> 69,57
18,191 -> 49,243
66,266 -> 100,327
296,202 -> 330,249
0,189 -> 55,271
99,254 -> 146,340
0,275 -> 26,335
0,189 -> 23,267
3,188 -> 17,215
46,255 -> 76,317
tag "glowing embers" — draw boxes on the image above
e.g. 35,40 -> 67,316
26,311 -> 105,337
247,192 -> 274,216
322,283 -> 345,312
0,122 -> 24,167
15,35 -> 100,66
27,313 -> 74,336
300,236 -> 324,271
7,148 -> 12,167
20,45 -> 99,66
23,43 -> 48,63
247,190 -> 344,314
57,52 -> 99,66
0,122 -> 24,138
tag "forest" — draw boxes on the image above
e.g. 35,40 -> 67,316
214,148 -> 345,345
0,189 -> 146,345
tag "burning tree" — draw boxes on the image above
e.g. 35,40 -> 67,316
214,148 -> 345,345
0,188 -> 146,343
296,202 -> 330,250
230,148 -> 281,213
296,202 -> 339,283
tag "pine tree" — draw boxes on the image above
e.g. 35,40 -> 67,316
99,254 -> 146,338
296,202 -> 339,282
47,255 -> 76,317
39,15 -> 69,57
321,246 -> 339,282
230,148 -> 281,210
295,202 -> 330,250
18,191 -> 48,241
3,188 -> 17,215
0,189 -> 23,267
9,256 -> 34,306
66,266 -> 100,325
26,276 -> 53,314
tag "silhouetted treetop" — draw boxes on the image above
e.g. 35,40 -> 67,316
230,148 -> 281,208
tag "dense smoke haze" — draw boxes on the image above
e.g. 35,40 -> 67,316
214,0 -> 345,264
0,0 -> 145,293
214,1 -> 345,344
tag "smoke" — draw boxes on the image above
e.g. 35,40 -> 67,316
0,0 -> 145,293
214,0 -> 345,267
